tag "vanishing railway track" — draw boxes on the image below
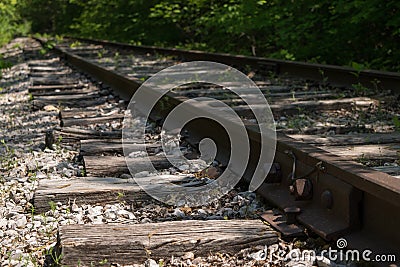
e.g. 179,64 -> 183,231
13,37 -> 400,265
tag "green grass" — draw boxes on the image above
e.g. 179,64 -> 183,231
393,116 -> 400,131
0,55 -> 13,79
0,59 -> 12,69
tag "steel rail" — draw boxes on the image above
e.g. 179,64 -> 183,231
36,37 -> 400,264
68,36 -> 400,94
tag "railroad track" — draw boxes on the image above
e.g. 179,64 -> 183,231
1,37 -> 399,266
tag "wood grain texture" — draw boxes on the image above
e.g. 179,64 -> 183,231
61,114 -> 124,127
33,175 -> 195,213
235,97 -> 377,117
33,177 -> 147,213
83,155 -> 171,177
372,165 -> 400,176
33,95 -> 107,109
59,108 -> 118,120
53,127 -> 122,143
80,139 -> 159,156
288,133 -> 400,146
31,77 -> 78,85
59,220 -> 278,266
28,84 -> 84,91
30,70 -> 71,76
318,143 -> 400,161
29,66 -> 69,72
30,87 -> 96,97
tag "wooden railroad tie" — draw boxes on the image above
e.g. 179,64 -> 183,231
58,220 -> 278,266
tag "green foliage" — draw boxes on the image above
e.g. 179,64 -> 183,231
99,258 -> 108,265
352,82 -> 371,96
48,201 -> 56,212
37,39 -> 56,55
0,0 -> 30,46
45,246 -> 63,266
393,116 -> 400,131
67,0 -> 182,45
0,56 -> 12,69
4,0 -> 400,72
17,0 -> 78,35
0,139 -> 17,171
69,40 -> 82,48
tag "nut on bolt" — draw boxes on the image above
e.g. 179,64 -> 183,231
316,161 -> 326,172
321,190 -> 333,209
293,178 -> 313,200
284,206 -> 301,224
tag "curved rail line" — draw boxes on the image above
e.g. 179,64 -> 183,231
34,37 -> 400,264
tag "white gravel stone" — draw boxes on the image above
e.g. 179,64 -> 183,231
182,251 -> 195,260
7,220 -> 16,230
141,218 -> 152,223
144,259 -> 158,267
134,171 -> 150,178
197,208 -> 207,215
104,210 -> 117,220
10,259 -> 19,266
5,229 -> 18,237
89,215 -> 104,224
129,151 -> 147,158
15,216 -> 27,229
172,208 -> 185,218
71,203 -> 80,212
120,173 -> 132,179
10,249 -> 23,260
0,219 -> 7,229
89,205 -> 103,216
117,209 -> 136,220
178,164 -> 189,171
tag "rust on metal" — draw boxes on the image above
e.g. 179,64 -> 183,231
283,206 -> 301,224
260,210 -> 304,237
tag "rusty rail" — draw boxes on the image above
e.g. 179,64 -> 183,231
68,36 -> 400,94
